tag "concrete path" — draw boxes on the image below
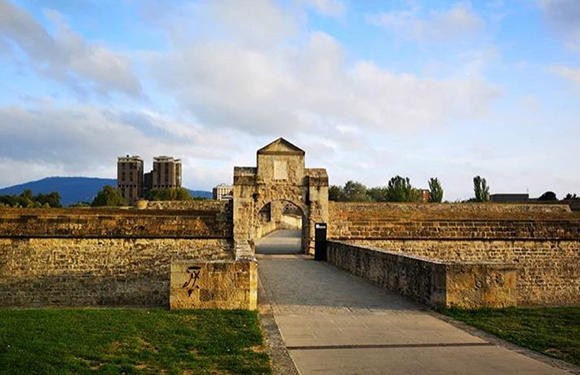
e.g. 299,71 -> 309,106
256,231 -> 572,375
256,230 -> 302,254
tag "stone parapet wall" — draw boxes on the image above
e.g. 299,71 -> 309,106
327,241 -> 517,309
330,202 -> 571,218
0,205 -> 235,308
348,239 -> 580,306
0,207 -> 232,239
328,202 -> 580,241
0,238 -> 233,307
144,200 -> 230,212
280,214 -> 301,230
256,220 -> 277,239
330,219 -> 580,241
170,240 -> 258,310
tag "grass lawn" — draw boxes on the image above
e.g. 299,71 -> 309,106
0,308 -> 271,375
442,307 -> 580,367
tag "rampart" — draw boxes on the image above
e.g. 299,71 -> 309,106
0,207 -> 234,307
328,202 -> 580,306
144,200 -> 230,212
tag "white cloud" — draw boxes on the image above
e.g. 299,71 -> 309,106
0,0 -> 141,97
551,64 -> 580,88
539,0 -> 580,51
141,0 -> 298,48
301,0 -> 346,18
367,3 -> 485,43
0,103 -> 241,188
148,28 -> 499,136
0,0 -> 512,199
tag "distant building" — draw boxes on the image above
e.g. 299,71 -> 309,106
490,194 -> 529,203
213,183 -> 234,201
150,156 -> 182,190
117,155 -> 144,204
117,155 -> 183,204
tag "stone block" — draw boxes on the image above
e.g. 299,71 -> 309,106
170,258 -> 257,311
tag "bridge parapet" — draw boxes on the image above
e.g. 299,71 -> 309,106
328,241 -> 517,309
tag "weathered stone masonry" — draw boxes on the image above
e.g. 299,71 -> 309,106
328,202 -> 580,307
233,138 -> 328,254
0,205 -> 235,307
328,241 -> 517,309
1,139 -> 579,311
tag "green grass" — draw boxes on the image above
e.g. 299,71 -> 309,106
442,307 -> 580,367
0,308 -> 271,375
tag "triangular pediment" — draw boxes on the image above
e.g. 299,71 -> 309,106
257,138 -> 305,155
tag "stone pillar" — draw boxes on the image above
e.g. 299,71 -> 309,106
233,167 -> 257,243
270,200 -> 284,227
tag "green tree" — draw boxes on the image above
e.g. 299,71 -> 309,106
538,191 -> 557,201
342,181 -> 369,202
328,185 -> 344,201
147,188 -> 192,201
19,190 -> 34,207
0,194 -> 17,207
367,186 -> 388,202
0,190 -> 61,208
385,176 -> 421,202
36,192 -> 61,208
69,201 -> 91,208
175,188 -> 192,201
428,178 -> 444,203
473,176 -> 490,202
91,185 -> 126,207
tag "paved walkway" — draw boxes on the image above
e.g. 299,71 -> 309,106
256,231 -> 572,375
256,230 -> 302,254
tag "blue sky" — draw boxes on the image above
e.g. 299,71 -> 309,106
0,0 -> 579,200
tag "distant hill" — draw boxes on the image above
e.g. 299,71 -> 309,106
187,190 -> 213,199
0,177 -> 212,206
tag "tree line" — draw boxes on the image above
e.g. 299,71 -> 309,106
0,190 -> 61,208
329,176 -> 445,202
329,175 -> 493,203
2,180 -> 577,208
90,186 -> 197,207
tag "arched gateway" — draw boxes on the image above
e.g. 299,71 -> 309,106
233,138 -> 329,254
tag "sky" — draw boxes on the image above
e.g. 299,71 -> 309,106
0,0 -> 579,200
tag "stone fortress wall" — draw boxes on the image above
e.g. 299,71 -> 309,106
0,205 -> 236,307
0,138 -> 579,310
327,202 -> 580,307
